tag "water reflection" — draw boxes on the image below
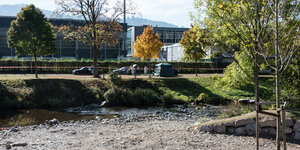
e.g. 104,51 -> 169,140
0,109 -> 96,128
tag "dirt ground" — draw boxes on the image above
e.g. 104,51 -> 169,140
1,119 -> 299,150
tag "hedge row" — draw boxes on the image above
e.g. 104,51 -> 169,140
0,60 -> 231,74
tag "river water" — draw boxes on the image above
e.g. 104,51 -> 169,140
0,105 -> 221,128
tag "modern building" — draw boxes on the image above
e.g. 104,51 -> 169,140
161,43 -> 185,61
126,25 -> 189,58
0,16 -> 128,59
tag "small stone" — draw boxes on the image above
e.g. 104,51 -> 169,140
49,118 -> 59,125
12,143 -> 28,147
235,118 -> 255,127
235,127 -> 246,135
5,144 -> 11,149
10,127 -> 19,132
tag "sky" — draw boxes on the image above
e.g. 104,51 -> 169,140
0,0 -> 195,27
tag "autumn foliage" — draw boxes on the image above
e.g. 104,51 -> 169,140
133,26 -> 163,60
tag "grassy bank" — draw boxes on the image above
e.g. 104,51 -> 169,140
0,79 -> 109,108
0,77 -> 272,109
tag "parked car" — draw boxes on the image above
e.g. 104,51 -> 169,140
72,67 -> 93,75
113,67 -> 128,74
153,63 -> 178,77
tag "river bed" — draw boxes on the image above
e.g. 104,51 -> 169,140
0,104 -> 221,128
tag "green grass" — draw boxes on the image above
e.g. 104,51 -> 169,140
147,77 -> 260,104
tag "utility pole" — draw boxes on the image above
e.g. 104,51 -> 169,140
120,0 -> 126,60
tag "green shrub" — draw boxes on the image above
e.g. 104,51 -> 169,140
109,72 -> 122,86
104,87 -> 160,107
103,86 -> 130,106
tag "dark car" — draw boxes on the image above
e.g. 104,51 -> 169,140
113,67 -> 128,74
72,67 -> 93,75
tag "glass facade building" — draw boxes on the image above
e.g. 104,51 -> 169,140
126,25 -> 189,57
0,16 -> 128,59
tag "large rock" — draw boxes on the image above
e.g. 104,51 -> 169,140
223,122 -> 235,127
294,132 -> 300,140
285,118 -> 293,127
262,128 -> 276,135
213,124 -> 226,134
199,125 -> 213,133
259,118 -> 276,127
284,127 -> 293,134
235,127 -> 246,135
235,118 -> 255,127
245,124 -> 261,136
293,121 -> 300,132
227,127 -> 235,134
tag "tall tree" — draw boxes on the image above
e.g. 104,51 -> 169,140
179,27 -> 209,76
7,4 -> 56,78
193,0 -> 299,149
133,25 -> 163,60
55,0 -> 135,78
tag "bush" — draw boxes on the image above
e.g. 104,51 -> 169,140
108,72 -> 122,86
104,87 -> 160,107
103,86 -> 130,106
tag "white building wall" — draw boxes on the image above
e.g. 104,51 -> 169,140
163,43 -> 185,62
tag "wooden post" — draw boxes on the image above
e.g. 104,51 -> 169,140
281,105 -> 286,150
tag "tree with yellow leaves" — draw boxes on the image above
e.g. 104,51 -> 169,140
133,26 -> 163,60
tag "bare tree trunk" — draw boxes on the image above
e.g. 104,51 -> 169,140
275,0 -> 281,149
254,53 -> 259,150
34,51 -> 38,78
93,45 -> 100,78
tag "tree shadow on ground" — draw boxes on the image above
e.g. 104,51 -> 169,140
155,78 -> 230,105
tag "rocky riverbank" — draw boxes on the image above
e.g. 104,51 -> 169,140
1,109 -> 300,150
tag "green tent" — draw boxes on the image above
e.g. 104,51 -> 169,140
154,63 -> 176,77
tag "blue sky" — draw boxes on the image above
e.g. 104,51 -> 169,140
0,0 -> 194,27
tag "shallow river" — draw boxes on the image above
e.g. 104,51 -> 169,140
0,105 -> 221,128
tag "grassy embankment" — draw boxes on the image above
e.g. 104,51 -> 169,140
0,77 -> 272,109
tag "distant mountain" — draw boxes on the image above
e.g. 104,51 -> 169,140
122,17 -> 178,28
0,4 -> 78,19
0,4 -> 178,28
0,4 -> 55,18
